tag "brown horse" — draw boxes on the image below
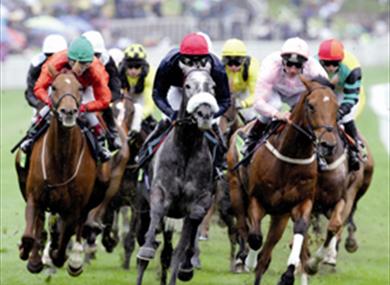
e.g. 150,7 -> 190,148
227,77 -> 339,285
16,68 -> 108,276
305,131 -> 374,273
83,92 -> 134,237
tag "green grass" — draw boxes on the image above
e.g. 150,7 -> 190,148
1,66 -> 389,285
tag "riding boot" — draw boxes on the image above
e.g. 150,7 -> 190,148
343,121 -> 361,171
103,107 -> 122,151
93,124 -> 111,162
242,119 -> 266,157
20,115 -> 49,153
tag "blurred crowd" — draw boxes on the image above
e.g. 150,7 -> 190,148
0,0 -> 389,61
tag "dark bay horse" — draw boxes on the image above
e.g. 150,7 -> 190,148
227,77 -> 339,285
16,68 -> 108,276
305,132 -> 374,274
136,65 -> 218,285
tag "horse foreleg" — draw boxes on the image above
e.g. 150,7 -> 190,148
247,197 -> 266,251
27,210 -> 45,273
306,198 -> 345,274
254,214 -> 289,285
198,195 -> 215,240
160,228 -> 174,285
137,186 -> 165,261
67,224 -> 84,277
51,217 -> 76,268
123,205 -> 139,269
279,199 -> 313,285
20,195 -> 37,261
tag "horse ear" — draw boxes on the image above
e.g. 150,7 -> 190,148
48,64 -> 58,78
300,75 -> 313,91
179,60 -> 192,76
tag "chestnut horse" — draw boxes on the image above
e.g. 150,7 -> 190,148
227,77 -> 339,285
305,131 -> 374,274
16,69 -> 108,276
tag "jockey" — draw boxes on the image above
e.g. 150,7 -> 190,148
318,39 -> 364,171
20,36 -> 112,162
25,34 -> 67,110
242,37 -> 328,164
138,32 -> 230,177
118,43 -> 157,140
221,38 -> 260,122
82,30 -> 122,151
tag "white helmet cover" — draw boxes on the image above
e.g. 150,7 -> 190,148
281,37 -> 309,59
82,30 -> 106,53
42,34 -> 67,54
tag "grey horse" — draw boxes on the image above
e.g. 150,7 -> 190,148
136,63 -> 218,285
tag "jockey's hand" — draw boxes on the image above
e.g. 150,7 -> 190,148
273,111 -> 291,122
79,104 -> 88,113
337,103 -> 352,121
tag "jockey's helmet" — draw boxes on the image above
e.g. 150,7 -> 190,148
196,32 -> 213,52
179,33 -> 209,56
42,34 -> 67,55
222,39 -> 247,57
281,37 -> 309,63
124,43 -> 147,61
82,30 -> 106,54
318,39 -> 344,61
68,36 -> 94,62
108,48 -> 124,67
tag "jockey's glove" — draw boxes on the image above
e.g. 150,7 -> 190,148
337,103 -> 353,121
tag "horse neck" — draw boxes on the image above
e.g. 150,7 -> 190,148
276,113 -> 314,158
45,118 -> 83,175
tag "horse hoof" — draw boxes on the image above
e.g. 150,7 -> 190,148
19,236 -> 34,260
67,264 -> 83,277
248,233 -> 262,251
198,234 -> 208,241
231,259 -> 245,273
277,265 -> 295,285
191,256 -> 202,269
304,258 -> 319,275
137,246 -> 155,261
178,267 -> 194,281
27,260 -> 44,274
345,238 -> 358,253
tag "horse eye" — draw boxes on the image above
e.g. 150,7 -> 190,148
78,87 -> 83,92
52,86 -> 57,91
307,103 -> 315,112
185,84 -> 191,89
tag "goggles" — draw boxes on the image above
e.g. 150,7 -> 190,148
284,60 -> 303,69
320,60 -> 341,67
180,56 -> 209,67
127,62 -> 142,69
223,56 -> 244,67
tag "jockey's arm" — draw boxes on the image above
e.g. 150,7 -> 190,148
152,65 -> 175,119
33,64 -> 54,106
105,57 -> 122,102
83,64 -> 112,112
341,67 -> 362,112
211,63 -> 231,118
26,63 -> 45,108
239,57 -> 260,109
142,68 -> 156,118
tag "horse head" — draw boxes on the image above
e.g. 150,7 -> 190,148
299,76 -> 339,156
48,65 -> 82,128
180,64 -> 218,130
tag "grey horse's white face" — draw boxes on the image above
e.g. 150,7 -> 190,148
182,65 -> 218,130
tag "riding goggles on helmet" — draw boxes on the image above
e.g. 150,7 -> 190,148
320,60 -> 341,67
180,55 -> 209,67
223,56 -> 244,67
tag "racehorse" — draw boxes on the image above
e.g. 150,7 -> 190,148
136,64 -> 218,285
82,92 -> 134,252
16,67 -> 108,276
305,131 -> 374,273
227,77 -> 339,285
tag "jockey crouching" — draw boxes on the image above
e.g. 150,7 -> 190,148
137,32 -> 231,179
221,38 -> 259,122
20,36 -> 114,162
83,30 -> 122,151
318,39 -> 364,171
118,43 -> 158,141
242,37 -> 329,168
25,34 -> 68,111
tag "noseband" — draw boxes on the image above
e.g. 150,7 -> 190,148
50,92 -> 81,117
